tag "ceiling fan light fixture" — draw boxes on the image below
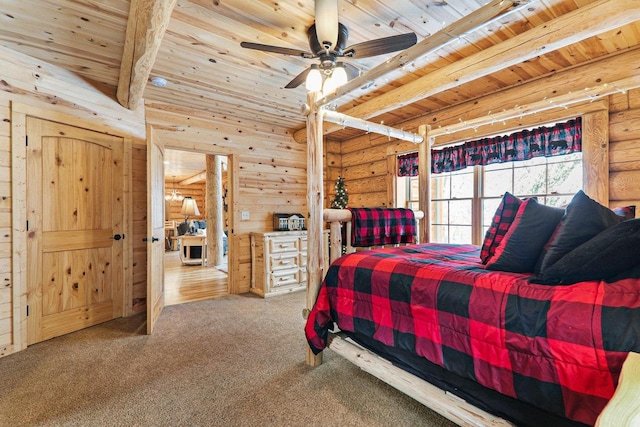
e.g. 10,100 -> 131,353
315,0 -> 338,49
306,65 -> 323,91
332,63 -> 348,87
322,74 -> 338,95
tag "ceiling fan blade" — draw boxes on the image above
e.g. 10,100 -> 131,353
343,33 -> 417,58
342,62 -> 361,80
284,67 -> 311,89
240,41 -> 313,58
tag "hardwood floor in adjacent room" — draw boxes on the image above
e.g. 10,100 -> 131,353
164,250 -> 228,306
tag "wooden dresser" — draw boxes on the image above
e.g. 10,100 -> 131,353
250,230 -> 329,298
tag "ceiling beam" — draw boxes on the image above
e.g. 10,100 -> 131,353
428,47 -> 640,144
179,171 -> 207,186
317,0 -> 527,108
293,0 -> 639,143
117,0 -> 177,109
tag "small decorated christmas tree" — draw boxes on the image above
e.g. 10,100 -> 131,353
331,176 -> 348,209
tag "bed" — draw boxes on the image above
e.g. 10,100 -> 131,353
301,63 -> 639,424
304,195 -> 640,426
306,241 -> 640,426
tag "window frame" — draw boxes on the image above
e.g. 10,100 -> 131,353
392,110 -> 609,244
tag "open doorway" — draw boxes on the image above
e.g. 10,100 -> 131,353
163,149 -> 229,306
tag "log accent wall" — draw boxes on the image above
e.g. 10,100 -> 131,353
332,72 -> 640,218
163,181 -> 207,224
333,94 -> 639,212
609,90 -> 640,210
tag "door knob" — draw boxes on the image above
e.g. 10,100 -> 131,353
142,237 -> 159,242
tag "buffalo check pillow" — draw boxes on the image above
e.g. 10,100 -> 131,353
480,192 -> 523,264
486,198 -> 564,273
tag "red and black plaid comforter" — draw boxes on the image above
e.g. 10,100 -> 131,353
304,243 -> 640,426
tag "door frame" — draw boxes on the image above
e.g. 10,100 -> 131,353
11,103 -> 133,352
162,144 -> 237,295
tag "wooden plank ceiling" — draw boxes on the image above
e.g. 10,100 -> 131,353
1,0 -> 638,147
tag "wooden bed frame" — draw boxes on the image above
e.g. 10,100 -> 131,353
301,3 -> 640,424
302,81 -> 640,427
312,207 -> 640,426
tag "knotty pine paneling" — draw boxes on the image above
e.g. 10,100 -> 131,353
336,92 -> 640,218
148,106 -> 307,295
0,91 -> 14,353
0,48 -> 146,358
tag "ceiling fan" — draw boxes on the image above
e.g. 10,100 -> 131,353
240,0 -> 418,90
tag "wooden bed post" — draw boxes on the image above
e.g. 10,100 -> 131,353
418,125 -> 431,243
306,90 -> 325,367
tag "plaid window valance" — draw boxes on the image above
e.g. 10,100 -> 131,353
398,152 -> 419,177
397,118 -> 582,177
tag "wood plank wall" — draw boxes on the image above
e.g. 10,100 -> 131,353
2,43 -> 639,359
325,52 -> 640,216
331,90 -> 640,213
0,87 -> 11,355
146,105 -> 307,294
0,46 -> 146,356
609,90 -> 640,210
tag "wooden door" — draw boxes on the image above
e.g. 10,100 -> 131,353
26,118 -> 124,345
146,125 -> 165,334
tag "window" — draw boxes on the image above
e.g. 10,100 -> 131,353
397,152 -> 583,245
430,168 -> 474,244
481,152 -> 583,239
397,175 -> 420,210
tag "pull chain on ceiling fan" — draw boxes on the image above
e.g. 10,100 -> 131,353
240,0 -> 417,90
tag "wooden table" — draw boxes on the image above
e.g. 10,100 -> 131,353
178,234 -> 207,266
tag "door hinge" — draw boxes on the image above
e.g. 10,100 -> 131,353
25,135 -> 28,147
26,220 -> 29,231
26,305 -> 29,316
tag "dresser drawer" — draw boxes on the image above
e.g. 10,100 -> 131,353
269,268 -> 300,289
268,252 -> 299,271
269,236 -> 299,253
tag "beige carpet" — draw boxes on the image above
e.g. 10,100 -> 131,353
0,292 -> 456,427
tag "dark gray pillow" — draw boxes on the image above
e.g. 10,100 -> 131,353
539,219 -> 640,285
537,190 -> 620,274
